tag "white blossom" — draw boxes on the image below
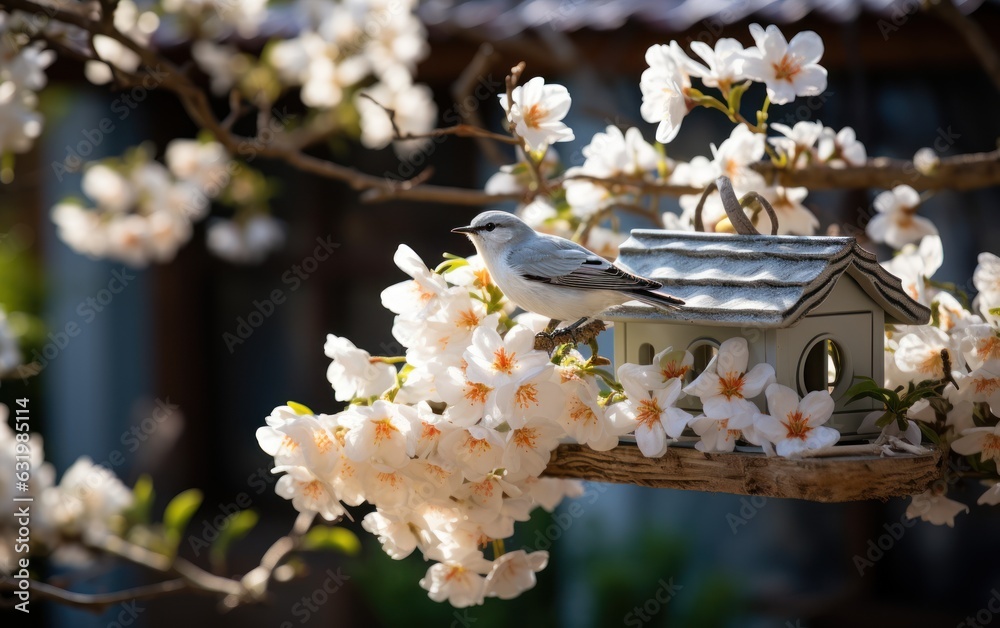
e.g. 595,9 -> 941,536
817,126 -> 867,167
755,384 -> 839,457
609,369 -> 691,458
324,334 -> 397,402
906,489 -> 968,527
206,216 -> 286,265
484,550 -> 548,599
672,38 -> 747,91
867,185 -> 938,250
742,24 -> 827,105
498,76 -> 575,152
640,44 -> 691,144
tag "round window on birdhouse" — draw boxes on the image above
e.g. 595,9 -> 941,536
638,342 -> 655,366
798,335 -> 851,396
684,338 -> 720,385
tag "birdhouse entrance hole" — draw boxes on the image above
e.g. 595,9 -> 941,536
798,335 -> 849,396
685,339 -> 720,385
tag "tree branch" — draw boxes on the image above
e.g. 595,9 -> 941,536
0,577 -> 187,612
753,150 -> 1000,192
7,0 -> 1000,210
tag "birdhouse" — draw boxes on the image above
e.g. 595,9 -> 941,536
604,230 -> 931,436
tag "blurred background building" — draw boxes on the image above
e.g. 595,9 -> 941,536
3,0 -> 1000,626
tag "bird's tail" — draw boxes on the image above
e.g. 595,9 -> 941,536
629,289 -> 685,311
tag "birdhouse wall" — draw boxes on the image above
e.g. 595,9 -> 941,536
773,275 -> 886,436
613,275 -> 887,436
615,321 -> 773,415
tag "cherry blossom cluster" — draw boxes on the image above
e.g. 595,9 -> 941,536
260,0 -> 435,156
51,139 -> 284,266
17,0 -> 432,267
863,230 -> 1000,526
609,339 -> 839,458
489,23 -> 871,252
0,12 -> 54,164
257,244 -> 850,605
0,403 -> 135,573
257,245 -> 637,606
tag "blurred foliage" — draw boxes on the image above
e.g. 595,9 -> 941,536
349,504 -> 743,628
349,505 -> 558,628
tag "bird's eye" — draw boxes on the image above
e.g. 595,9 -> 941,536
484,223 -> 496,232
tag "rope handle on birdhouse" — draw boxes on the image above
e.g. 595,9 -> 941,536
693,176 -> 780,235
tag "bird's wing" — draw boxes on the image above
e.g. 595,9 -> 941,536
509,234 -> 662,291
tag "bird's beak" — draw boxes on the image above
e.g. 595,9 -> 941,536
451,225 -> 476,234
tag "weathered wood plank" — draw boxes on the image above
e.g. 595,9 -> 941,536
544,443 -> 943,503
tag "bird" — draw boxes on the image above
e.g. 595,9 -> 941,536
452,210 -> 684,334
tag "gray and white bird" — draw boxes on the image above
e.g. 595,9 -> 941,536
452,210 -> 683,333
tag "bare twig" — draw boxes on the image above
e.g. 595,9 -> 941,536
0,577 -> 187,612
6,0 -> 1000,211
93,535 -> 244,597
452,43 -> 506,165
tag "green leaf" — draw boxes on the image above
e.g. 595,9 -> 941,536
301,526 -> 361,556
874,411 -> 895,429
917,421 -> 941,445
124,474 -> 155,527
210,510 -> 259,569
287,401 -> 314,415
845,390 -> 889,407
845,377 -> 881,398
435,257 -> 469,274
163,489 -> 203,557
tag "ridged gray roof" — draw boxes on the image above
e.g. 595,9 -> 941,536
605,230 -> 931,328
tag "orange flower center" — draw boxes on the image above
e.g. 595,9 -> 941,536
492,347 -> 516,374
421,422 -> 441,441
513,427 -> 539,449
472,478 -> 495,497
474,267 -> 491,287
457,308 -> 481,330
772,55 -> 801,81
661,363 -> 690,381
635,398 -> 663,428
515,383 -> 539,409
464,381 -> 493,404
719,418 -> 742,439
373,418 -> 398,444
303,480 -> 323,499
524,103 -> 547,129
376,471 -> 402,489
464,435 -> 493,455
983,434 -> 1000,461
445,565 -> 467,582
783,410 -> 811,440
568,398 -> 596,424
719,373 -> 746,400
978,336 -> 1000,362
313,430 -> 334,454
919,351 -> 943,376
973,377 -> 1000,396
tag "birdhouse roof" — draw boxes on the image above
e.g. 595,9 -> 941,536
605,230 -> 930,328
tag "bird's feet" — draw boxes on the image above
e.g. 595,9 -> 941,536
533,319 -> 608,353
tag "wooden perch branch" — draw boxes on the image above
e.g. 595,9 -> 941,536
545,443 -> 943,502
